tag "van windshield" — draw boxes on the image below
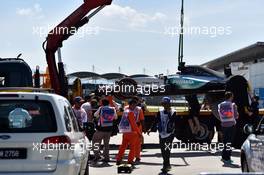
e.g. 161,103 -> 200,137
0,100 -> 57,133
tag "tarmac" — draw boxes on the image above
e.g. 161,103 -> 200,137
88,133 -> 242,175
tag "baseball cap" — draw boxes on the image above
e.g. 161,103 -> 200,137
74,96 -> 84,103
161,97 -> 171,104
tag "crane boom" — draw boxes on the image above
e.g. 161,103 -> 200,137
43,0 -> 112,97
178,0 -> 185,71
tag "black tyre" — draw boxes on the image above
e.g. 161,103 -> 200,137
113,78 -> 137,100
194,122 -> 210,142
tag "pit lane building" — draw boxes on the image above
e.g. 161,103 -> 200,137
202,41 -> 264,107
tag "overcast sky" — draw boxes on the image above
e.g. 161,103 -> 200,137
1,0 -> 264,75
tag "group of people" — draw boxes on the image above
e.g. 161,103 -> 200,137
71,94 -> 176,173
71,94 -> 146,162
71,91 -> 260,174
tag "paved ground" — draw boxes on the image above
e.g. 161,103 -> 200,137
88,133 -> 242,175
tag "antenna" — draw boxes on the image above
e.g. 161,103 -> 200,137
143,68 -> 146,75
17,53 -> 22,59
178,0 -> 185,71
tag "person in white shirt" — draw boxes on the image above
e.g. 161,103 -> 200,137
81,95 -> 95,140
81,95 -> 93,122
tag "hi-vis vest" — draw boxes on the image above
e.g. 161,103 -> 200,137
133,106 -> 141,123
118,108 -> 133,133
158,109 -> 176,138
124,106 -> 141,122
98,106 -> 115,127
218,101 -> 236,123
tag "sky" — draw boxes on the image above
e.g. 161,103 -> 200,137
1,0 -> 264,75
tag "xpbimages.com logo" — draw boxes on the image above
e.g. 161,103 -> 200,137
32,25 -> 100,38
164,142 -> 232,152
98,83 -> 166,96
32,141 -> 99,154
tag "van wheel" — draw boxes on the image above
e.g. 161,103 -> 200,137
242,157 -> 249,172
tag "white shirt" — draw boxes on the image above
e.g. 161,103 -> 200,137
81,102 -> 93,122
81,102 -> 92,112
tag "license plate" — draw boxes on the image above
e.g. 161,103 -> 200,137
0,148 -> 27,159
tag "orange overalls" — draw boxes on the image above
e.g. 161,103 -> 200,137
116,108 -> 141,163
134,107 -> 144,160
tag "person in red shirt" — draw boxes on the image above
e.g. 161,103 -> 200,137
116,99 -> 141,166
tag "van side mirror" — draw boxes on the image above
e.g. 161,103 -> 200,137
243,124 -> 254,135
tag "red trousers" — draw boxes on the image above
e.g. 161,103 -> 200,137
135,134 -> 142,159
116,133 -> 137,163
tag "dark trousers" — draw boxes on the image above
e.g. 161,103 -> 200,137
92,131 -> 112,160
222,126 -> 235,161
159,134 -> 174,168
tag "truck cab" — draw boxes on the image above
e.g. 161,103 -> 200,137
0,58 -> 33,87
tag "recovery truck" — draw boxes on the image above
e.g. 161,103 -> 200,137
1,0 -> 261,146
41,0 -> 261,146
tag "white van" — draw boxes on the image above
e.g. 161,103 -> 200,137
0,92 -> 89,175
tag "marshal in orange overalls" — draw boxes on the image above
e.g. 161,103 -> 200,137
134,107 -> 144,161
116,107 -> 141,164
